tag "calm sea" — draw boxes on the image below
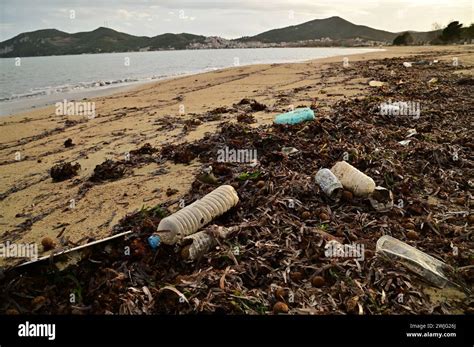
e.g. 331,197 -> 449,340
0,47 -> 381,115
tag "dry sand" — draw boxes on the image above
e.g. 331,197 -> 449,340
0,45 -> 472,265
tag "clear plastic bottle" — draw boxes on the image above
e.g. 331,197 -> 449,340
376,235 -> 451,288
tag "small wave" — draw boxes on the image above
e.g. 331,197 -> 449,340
0,77 -> 150,102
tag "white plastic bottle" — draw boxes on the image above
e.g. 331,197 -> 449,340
157,185 -> 239,244
330,161 -> 376,197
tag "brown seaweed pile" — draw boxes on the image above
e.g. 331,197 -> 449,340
1,52 -> 473,315
50,162 -> 81,182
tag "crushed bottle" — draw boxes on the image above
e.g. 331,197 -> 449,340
369,186 -> 394,212
315,168 -> 343,200
376,235 -> 452,288
180,225 -> 240,260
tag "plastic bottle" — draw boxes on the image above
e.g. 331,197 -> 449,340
315,168 -> 343,200
330,161 -> 375,197
181,225 -> 238,260
274,107 -> 315,125
369,186 -> 393,212
376,235 -> 451,288
156,185 -> 239,245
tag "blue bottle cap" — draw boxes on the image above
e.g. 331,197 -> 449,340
148,234 -> 161,250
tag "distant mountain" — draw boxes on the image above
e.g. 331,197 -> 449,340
0,17 -> 440,57
0,27 -> 206,57
238,16 -> 439,43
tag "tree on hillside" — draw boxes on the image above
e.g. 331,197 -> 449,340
393,32 -> 414,45
440,21 -> 463,42
462,23 -> 474,40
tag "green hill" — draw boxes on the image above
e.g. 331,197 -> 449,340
238,16 -> 439,43
0,17 -> 442,57
0,27 -> 206,57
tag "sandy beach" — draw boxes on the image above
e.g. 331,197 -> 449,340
0,45 -> 472,266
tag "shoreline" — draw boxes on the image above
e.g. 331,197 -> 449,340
0,47 -> 383,117
0,44 -> 472,266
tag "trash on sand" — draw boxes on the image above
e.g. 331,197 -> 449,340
379,102 -> 405,114
406,128 -> 417,138
369,186 -> 394,212
376,235 -> 452,288
274,107 -> 315,125
315,168 -> 343,200
16,230 -> 133,268
197,166 -> 219,185
181,224 -> 237,260
281,147 -> 299,156
403,62 -> 413,68
398,139 -> 412,146
369,80 -> 385,87
330,161 -> 376,197
148,234 -> 161,251
156,185 -> 239,245
428,78 -> 438,84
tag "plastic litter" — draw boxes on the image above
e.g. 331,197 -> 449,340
16,230 -> 133,268
369,186 -> 394,212
156,185 -> 239,245
398,139 -> 411,146
330,161 -> 376,197
281,147 -> 299,156
148,234 -> 161,250
180,225 -> 238,260
274,107 -> 315,125
379,103 -> 401,115
406,128 -> 417,138
197,166 -> 219,185
376,235 -> 452,288
315,168 -> 343,200
403,62 -> 413,68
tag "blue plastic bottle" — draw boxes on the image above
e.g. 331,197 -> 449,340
274,107 -> 315,125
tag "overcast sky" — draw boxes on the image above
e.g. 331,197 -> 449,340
0,0 -> 472,41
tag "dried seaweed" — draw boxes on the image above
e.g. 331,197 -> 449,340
1,52 -> 473,315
